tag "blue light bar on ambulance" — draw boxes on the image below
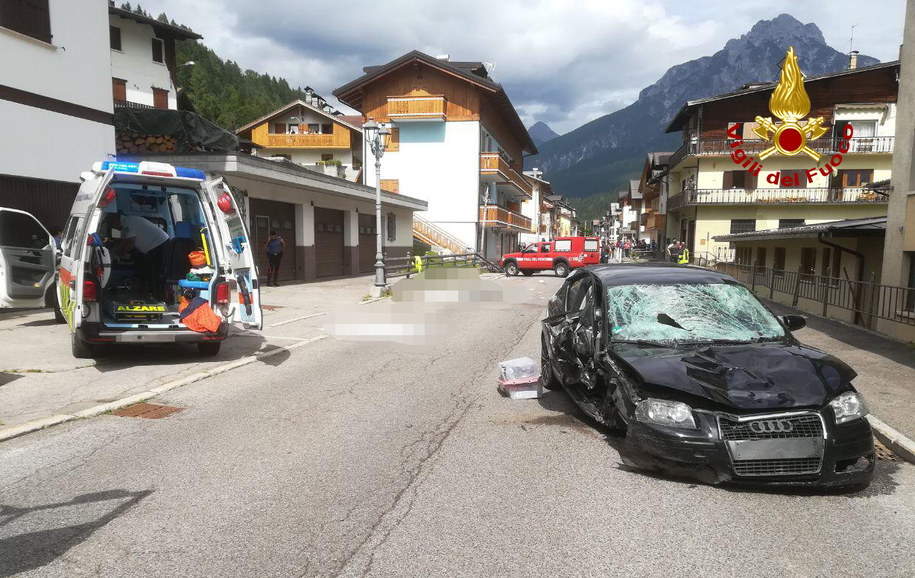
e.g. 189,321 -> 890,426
94,161 -> 206,180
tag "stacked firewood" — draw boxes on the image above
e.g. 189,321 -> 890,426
115,131 -> 205,154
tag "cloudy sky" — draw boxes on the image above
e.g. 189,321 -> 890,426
151,0 -> 907,134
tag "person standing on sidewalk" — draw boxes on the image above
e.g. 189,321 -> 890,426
264,231 -> 286,287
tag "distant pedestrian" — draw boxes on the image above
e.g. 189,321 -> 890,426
264,230 -> 286,287
667,239 -> 678,263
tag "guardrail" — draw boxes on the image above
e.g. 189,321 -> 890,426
668,187 -> 886,209
385,252 -> 503,279
666,135 -> 892,169
716,263 -> 915,329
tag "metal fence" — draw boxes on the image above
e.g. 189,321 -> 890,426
384,252 -> 503,279
716,263 -> 915,329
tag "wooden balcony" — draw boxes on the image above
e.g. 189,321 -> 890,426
480,153 -> 533,198
480,205 -> 533,233
668,187 -> 888,209
387,95 -> 446,121
261,132 -> 351,149
645,213 -> 667,232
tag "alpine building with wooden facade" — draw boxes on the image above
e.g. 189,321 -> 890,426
235,96 -> 364,183
333,51 -> 538,260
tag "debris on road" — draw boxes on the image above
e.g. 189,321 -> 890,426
498,357 -> 542,399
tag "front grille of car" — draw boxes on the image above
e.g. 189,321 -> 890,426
719,414 -> 824,441
732,457 -> 822,477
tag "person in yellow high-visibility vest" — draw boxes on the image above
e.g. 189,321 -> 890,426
414,255 -> 424,273
677,248 -> 690,265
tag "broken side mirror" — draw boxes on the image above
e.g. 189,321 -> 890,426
782,314 -> 806,331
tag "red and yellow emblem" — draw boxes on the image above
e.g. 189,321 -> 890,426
753,46 -> 828,160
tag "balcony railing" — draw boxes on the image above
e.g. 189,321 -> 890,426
114,99 -> 154,109
263,132 -> 350,148
480,205 -> 533,232
480,153 -> 533,198
668,187 -> 887,209
667,135 -> 894,168
388,95 -> 446,121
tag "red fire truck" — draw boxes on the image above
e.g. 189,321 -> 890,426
500,237 -> 601,277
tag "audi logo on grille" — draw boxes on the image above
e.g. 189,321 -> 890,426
748,419 -> 794,433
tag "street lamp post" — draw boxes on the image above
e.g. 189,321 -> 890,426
362,118 -> 391,288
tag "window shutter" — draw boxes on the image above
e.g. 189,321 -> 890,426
722,171 -> 734,189
384,128 -> 400,152
112,78 -> 127,102
1,0 -> 52,43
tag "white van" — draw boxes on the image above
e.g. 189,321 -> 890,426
0,207 -> 56,310
57,160 -> 262,358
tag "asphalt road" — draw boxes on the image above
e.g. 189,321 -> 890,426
1,273 -> 914,577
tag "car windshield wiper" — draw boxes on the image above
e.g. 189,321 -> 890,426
611,339 -> 671,347
678,336 -> 784,346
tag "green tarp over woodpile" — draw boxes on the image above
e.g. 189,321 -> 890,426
114,108 -> 238,153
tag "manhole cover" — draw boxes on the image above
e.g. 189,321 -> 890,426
875,439 -> 898,462
112,402 -> 184,419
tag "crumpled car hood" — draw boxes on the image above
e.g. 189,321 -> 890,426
614,344 -> 856,410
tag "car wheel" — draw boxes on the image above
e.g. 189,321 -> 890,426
554,261 -> 570,278
540,335 -> 562,391
504,261 -> 519,276
71,332 -> 96,359
521,270 -> 534,276
197,342 -> 221,356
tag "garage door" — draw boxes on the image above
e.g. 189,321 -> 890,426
315,207 -> 344,278
359,213 -> 377,273
249,198 -> 297,282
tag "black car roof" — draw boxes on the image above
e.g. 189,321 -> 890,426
587,263 -> 736,287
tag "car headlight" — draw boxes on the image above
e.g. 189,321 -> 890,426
635,398 -> 697,429
829,392 -> 868,424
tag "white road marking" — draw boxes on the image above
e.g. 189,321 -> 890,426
269,312 -> 326,327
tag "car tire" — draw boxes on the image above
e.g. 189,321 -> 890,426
504,261 -> 519,276
554,261 -> 570,278
521,270 -> 534,276
71,332 -> 96,359
197,342 -> 221,356
541,335 -> 563,391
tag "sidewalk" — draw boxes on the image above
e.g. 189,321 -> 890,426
0,275 -> 378,438
765,300 -> 915,448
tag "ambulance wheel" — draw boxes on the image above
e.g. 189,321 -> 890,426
522,270 -> 534,276
554,261 -> 570,278
71,333 -> 96,359
504,261 -> 519,276
197,342 -> 221,356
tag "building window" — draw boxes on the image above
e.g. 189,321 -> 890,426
736,247 -> 752,265
112,78 -> 127,103
800,247 -> 817,276
321,154 -> 334,162
0,0 -> 51,43
838,169 -> 873,188
778,219 -> 805,229
153,88 -> 168,109
387,212 -> 396,241
730,219 -> 756,234
110,25 -> 121,50
723,170 -> 755,190
774,247 -> 787,272
151,37 -> 164,63
321,123 -> 333,134
756,247 -> 767,267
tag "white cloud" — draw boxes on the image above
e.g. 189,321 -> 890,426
150,0 -> 905,134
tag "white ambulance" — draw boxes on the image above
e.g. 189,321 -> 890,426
55,160 -> 262,358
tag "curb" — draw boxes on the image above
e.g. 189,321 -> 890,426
0,335 -> 328,444
868,415 -> 915,465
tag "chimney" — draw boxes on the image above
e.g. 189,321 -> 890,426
849,50 -> 859,70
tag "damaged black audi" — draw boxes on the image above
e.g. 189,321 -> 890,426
541,264 -> 874,489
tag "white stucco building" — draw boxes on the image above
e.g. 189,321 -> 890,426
334,51 -> 538,259
0,0 -> 115,227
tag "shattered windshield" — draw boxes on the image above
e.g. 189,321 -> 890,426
606,283 -> 785,345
